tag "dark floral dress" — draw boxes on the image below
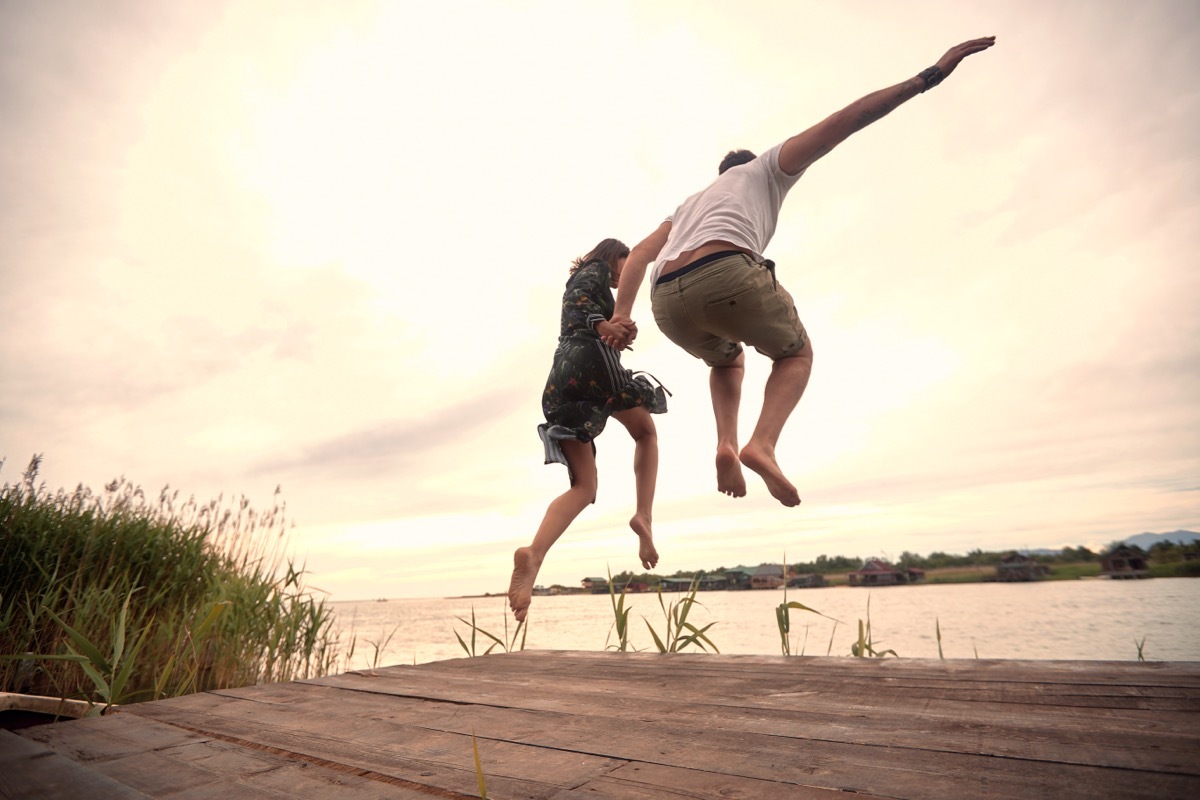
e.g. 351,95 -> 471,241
539,259 -> 668,483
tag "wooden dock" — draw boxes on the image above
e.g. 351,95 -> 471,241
4,651 -> 1199,799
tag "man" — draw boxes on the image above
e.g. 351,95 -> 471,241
607,36 -> 996,507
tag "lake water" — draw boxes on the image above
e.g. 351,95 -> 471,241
327,578 -> 1200,670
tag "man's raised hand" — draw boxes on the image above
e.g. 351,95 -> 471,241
935,36 -> 996,80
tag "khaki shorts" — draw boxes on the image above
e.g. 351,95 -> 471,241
651,253 -> 808,367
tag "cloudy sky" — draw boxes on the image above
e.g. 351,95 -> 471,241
2,0 -> 1196,601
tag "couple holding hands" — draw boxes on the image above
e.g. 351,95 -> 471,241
509,37 -> 996,623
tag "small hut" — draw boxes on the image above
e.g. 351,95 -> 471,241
786,573 -> 826,589
659,576 -> 696,592
581,576 -> 611,593
721,567 -> 754,590
750,564 -> 789,590
996,552 -> 1050,582
848,559 -> 923,587
1101,545 -> 1151,579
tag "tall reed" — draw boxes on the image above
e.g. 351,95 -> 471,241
605,566 -> 633,652
453,601 -> 526,657
643,578 -> 718,654
0,455 -> 341,704
775,554 -> 839,656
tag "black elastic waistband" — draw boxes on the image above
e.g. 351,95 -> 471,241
655,250 -> 747,285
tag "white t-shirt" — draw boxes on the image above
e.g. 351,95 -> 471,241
651,143 -> 805,282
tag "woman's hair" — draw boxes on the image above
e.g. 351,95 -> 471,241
570,238 -> 630,274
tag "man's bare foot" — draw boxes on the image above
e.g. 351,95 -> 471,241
508,547 -> 541,623
630,513 -> 658,569
740,442 -> 801,507
716,444 -> 747,498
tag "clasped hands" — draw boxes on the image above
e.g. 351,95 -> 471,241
598,314 -> 638,350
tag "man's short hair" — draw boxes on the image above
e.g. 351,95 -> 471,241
718,149 -> 757,174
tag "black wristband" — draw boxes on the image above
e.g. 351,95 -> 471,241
918,65 -> 944,92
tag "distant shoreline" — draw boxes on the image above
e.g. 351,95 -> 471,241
338,571 -> 1198,604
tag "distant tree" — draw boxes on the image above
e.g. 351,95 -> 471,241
1102,541 -> 1144,557
1149,541 -> 1184,563
1058,546 -> 1095,562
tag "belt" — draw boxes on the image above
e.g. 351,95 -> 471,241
654,250 -> 745,285
655,250 -> 776,290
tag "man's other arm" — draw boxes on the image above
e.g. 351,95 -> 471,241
778,36 -> 996,176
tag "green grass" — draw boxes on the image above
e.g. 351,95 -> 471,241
1150,561 -> 1200,578
1045,562 -> 1103,580
0,455 -> 340,706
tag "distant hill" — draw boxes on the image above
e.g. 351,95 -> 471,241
1120,530 -> 1199,550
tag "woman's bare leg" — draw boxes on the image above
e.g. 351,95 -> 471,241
614,407 -> 659,570
508,440 -> 597,622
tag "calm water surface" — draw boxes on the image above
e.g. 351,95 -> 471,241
329,578 -> 1200,670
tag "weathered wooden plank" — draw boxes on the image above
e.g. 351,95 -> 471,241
20,710 -> 212,757
429,651 -> 1200,687
13,653 -> 1200,800
315,677 -> 1200,777
20,710 -> 446,799
317,658 -> 1200,715
123,699 -> 624,800
548,761 -> 881,799
343,652 -> 1200,703
0,730 -> 151,800
122,678 -> 1199,800
309,664 -> 1200,772
95,743 -> 454,800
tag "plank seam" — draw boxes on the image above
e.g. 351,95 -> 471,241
751,729 -> 1200,777
136,717 -> 483,800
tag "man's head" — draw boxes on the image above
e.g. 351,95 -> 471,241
718,149 -> 757,174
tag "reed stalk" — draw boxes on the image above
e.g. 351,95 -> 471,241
605,566 -> 633,652
453,601 -> 526,657
849,595 -> 897,658
774,554 -> 839,656
643,578 -> 718,654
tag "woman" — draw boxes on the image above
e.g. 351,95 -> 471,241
508,238 -> 668,623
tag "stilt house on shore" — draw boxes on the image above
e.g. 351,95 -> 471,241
1101,544 -> 1151,579
996,552 -> 1051,582
848,559 -> 925,587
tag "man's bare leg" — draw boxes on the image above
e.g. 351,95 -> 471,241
509,441 -> 597,622
740,342 -> 813,507
614,408 -> 659,569
711,352 -> 746,498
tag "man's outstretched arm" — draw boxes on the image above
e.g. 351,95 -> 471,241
778,36 -> 996,176
606,219 -> 672,347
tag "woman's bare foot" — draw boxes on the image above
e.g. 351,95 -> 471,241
508,547 -> 542,623
740,441 -> 801,507
630,513 -> 658,569
715,443 -> 747,498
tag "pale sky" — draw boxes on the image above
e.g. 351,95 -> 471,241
2,0 -> 1197,601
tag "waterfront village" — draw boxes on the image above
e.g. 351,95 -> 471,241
531,540 -> 1200,597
